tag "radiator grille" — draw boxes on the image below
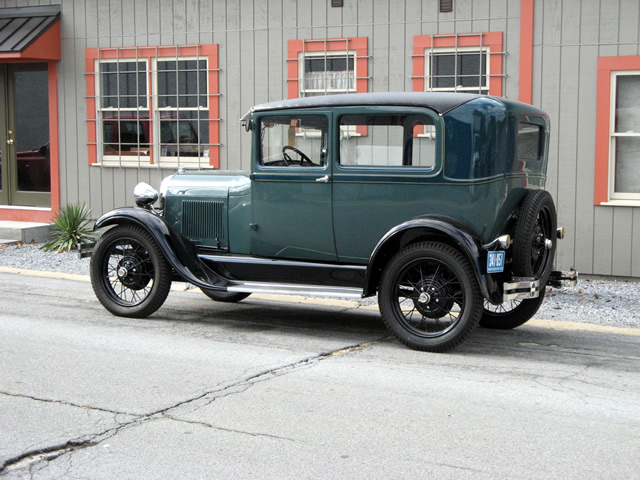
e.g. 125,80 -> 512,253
181,200 -> 226,244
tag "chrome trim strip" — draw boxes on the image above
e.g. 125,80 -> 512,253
227,282 -> 363,298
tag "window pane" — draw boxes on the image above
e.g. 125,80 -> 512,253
615,75 -> 640,133
100,62 -> 147,108
260,116 -> 328,167
339,114 -> 435,167
303,55 -> 355,93
614,136 -> 640,194
157,59 -> 207,108
102,111 -> 150,156
430,51 -> 487,90
518,123 -> 542,161
160,111 -> 210,158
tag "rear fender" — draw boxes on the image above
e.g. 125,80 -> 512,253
94,208 -> 228,290
364,216 -> 497,301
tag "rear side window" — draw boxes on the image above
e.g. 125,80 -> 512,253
518,122 -> 543,162
339,114 -> 436,168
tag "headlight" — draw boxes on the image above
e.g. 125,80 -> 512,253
133,182 -> 159,208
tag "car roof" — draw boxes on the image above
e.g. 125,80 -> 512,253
240,92 -> 487,124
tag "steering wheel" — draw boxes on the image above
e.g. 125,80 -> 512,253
282,145 -> 315,166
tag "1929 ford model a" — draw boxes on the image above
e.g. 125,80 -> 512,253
87,92 -> 576,352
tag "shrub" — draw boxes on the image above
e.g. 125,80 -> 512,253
41,203 -> 94,253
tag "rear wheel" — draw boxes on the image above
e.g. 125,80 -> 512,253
200,289 -> 250,303
378,241 -> 483,352
480,287 -> 546,329
90,225 -> 171,318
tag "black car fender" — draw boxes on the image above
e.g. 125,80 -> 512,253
94,208 -> 228,291
364,216 -> 496,301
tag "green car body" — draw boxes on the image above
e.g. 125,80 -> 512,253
89,92 -> 575,352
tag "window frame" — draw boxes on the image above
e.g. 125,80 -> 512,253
425,46 -> 491,93
299,50 -> 357,97
96,58 -> 151,166
85,45 -> 220,169
255,111 -> 330,172
594,56 -> 640,206
412,32 -> 503,97
334,107 -> 443,176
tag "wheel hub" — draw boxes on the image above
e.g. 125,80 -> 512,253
116,257 -> 150,290
414,276 -> 454,318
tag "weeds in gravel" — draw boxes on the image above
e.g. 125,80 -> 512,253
41,203 -> 94,253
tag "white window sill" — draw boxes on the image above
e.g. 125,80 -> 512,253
599,200 -> 640,207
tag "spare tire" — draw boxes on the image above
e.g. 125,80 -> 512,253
512,190 -> 557,286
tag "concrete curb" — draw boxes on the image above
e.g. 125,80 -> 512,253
1,266 -> 639,337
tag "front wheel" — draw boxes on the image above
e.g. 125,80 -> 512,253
378,242 -> 483,352
480,287 -> 546,329
90,225 -> 171,318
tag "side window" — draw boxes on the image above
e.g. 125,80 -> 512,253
339,114 -> 436,168
518,122 -> 543,162
260,115 -> 328,167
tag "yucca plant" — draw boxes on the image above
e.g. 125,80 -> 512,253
41,203 -> 94,253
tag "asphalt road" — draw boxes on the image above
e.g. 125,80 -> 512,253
1,271 -> 639,479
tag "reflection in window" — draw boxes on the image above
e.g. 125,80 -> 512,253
260,116 -> 328,167
339,114 -> 436,168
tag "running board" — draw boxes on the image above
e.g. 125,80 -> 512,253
227,282 -> 363,298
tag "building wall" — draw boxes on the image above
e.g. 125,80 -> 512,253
4,0 -> 639,277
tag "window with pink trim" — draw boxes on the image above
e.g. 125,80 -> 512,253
594,56 -> 640,205
412,33 -> 503,96
85,45 -> 220,168
287,37 -> 368,99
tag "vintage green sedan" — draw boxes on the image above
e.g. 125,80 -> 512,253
86,92 -> 576,352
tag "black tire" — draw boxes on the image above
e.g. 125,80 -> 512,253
480,287 -> 546,329
512,190 -> 557,285
378,241 -> 483,352
90,225 -> 171,318
200,289 -> 250,303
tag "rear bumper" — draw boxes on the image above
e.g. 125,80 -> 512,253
503,277 -> 540,302
502,269 -> 578,302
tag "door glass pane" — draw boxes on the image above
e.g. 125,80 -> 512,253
14,70 -> 50,193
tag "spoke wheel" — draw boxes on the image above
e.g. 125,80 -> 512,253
379,242 -> 482,352
91,225 -> 171,318
480,287 -> 546,329
513,190 -> 557,285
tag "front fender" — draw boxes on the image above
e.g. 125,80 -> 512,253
95,208 -> 228,290
364,216 -> 497,301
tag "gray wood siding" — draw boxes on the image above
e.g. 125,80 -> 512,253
533,0 -> 640,276
9,0 -> 640,277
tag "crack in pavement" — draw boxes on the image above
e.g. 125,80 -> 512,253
162,414 -> 296,442
0,391 -> 139,417
0,335 -> 391,475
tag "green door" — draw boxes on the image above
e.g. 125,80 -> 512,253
251,111 -> 336,262
0,63 -> 51,208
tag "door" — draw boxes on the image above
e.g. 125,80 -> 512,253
0,63 -> 51,207
251,111 -> 336,262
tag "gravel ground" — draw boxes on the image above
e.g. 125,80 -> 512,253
1,241 -> 639,329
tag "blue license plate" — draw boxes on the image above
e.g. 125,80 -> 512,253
487,251 -> 505,273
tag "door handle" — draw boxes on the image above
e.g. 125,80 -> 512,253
6,139 -> 14,145
315,175 -> 330,183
